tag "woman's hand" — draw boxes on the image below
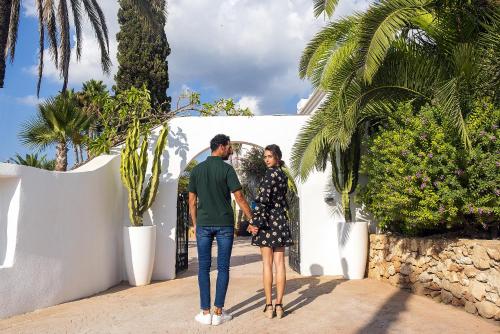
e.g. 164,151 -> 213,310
247,224 -> 259,236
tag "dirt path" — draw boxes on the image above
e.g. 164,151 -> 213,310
0,238 -> 497,333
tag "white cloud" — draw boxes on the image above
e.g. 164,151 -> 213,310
237,96 -> 261,115
26,0 -> 373,113
15,95 -> 42,106
22,0 -> 37,18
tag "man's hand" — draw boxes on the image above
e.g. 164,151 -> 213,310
247,224 -> 259,236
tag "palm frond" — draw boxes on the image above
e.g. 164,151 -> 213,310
317,36 -> 358,90
90,0 -> 109,50
313,0 -> 340,18
434,78 -> 470,150
291,94 -> 345,181
42,0 -> 58,70
299,17 -> 358,80
69,0 -> 83,60
36,0 -> 45,96
58,0 -> 71,92
82,0 -> 111,74
5,0 -> 20,62
359,0 -> 431,84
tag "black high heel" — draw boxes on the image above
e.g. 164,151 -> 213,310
263,304 -> 274,319
274,304 -> 284,319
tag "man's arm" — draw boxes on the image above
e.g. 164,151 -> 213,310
233,190 -> 258,235
189,192 -> 197,230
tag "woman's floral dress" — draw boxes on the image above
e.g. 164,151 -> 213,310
250,167 -> 293,248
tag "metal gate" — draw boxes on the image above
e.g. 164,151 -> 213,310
176,192 -> 189,274
288,194 -> 300,274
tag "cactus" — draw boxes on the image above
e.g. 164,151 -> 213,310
120,120 -> 169,226
331,130 -> 361,222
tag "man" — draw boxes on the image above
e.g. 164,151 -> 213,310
188,134 -> 258,326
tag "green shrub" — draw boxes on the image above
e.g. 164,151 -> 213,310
359,103 -> 466,236
463,100 -> 500,227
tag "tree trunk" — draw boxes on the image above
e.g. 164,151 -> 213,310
56,141 -> 68,171
74,146 -> 79,165
79,145 -> 84,164
0,0 -> 13,88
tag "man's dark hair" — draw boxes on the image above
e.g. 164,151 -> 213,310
210,134 -> 230,152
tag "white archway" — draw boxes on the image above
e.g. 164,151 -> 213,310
142,115 -> 353,280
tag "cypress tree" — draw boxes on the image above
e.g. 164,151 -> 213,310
115,0 -> 171,112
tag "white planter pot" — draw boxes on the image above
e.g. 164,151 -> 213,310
123,225 -> 156,286
338,221 -> 368,279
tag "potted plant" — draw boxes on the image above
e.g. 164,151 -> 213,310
292,126 -> 368,280
120,116 -> 169,286
332,131 -> 368,279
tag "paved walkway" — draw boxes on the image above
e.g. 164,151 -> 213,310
0,238 -> 498,334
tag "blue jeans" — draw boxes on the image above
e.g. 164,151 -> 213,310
196,226 -> 234,310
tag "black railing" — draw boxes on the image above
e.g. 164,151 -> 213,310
288,194 -> 301,274
176,192 -> 189,274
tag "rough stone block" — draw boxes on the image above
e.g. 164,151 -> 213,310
464,301 -> 477,314
447,262 -> 463,272
400,264 -> 412,276
470,281 -> 487,301
451,297 -> 465,307
456,257 -> 473,265
475,272 -> 488,283
486,248 -> 500,261
441,290 -> 453,304
476,300 -> 497,319
472,246 -> 491,270
450,283 -> 465,299
463,266 -> 477,278
485,292 -> 499,304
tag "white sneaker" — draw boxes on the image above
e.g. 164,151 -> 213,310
195,311 -> 212,325
211,309 -> 233,326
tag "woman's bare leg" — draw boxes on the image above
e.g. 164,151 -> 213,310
260,246 -> 274,305
273,247 -> 286,304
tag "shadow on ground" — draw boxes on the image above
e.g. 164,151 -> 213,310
227,276 -> 346,318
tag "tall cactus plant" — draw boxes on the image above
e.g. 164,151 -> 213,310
120,119 -> 169,226
331,130 -> 361,222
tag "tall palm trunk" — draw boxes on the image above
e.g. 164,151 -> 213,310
74,146 -> 80,165
0,0 -> 13,88
79,145 -> 84,163
56,141 -> 68,171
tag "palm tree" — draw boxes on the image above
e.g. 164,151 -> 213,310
0,0 -> 111,95
292,0 -> 499,221
19,91 -> 90,171
77,79 -> 109,157
298,0 -> 499,151
7,153 -> 56,170
0,0 -> 164,95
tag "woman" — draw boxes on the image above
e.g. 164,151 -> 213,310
248,144 -> 293,319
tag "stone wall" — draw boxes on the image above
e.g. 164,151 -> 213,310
368,234 -> 500,320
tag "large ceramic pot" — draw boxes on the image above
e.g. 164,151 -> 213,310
338,221 -> 369,279
123,225 -> 156,286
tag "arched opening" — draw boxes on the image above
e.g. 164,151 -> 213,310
174,141 -> 301,276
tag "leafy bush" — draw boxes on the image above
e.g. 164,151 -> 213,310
359,103 -> 467,236
462,100 -> 500,227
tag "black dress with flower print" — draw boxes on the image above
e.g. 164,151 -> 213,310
250,167 -> 293,248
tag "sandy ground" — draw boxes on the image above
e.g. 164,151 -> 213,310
0,238 -> 498,334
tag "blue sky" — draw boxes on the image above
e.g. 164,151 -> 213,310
0,0 -> 372,164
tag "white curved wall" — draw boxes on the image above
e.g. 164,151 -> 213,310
0,156 -> 125,319
145,115 -> 365,279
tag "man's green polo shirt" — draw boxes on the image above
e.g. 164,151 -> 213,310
188,156 -> 242,227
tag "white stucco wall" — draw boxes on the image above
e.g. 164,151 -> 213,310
146,115 -> 360,279
0,156 -> 125,319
